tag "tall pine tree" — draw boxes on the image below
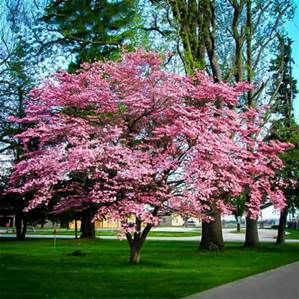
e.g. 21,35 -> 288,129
42,0 -> 136,72
268,36 -> 298,244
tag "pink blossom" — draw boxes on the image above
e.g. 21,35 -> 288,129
7,50 -> 289,235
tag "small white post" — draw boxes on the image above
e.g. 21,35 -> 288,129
53,225 -> 57,249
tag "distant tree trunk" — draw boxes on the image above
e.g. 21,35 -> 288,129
237,222 -> 241,233
75,218 -> 78,239
60,219 -> 70,229
276,207 -> 288,244
200,210 -> 224,250
234,214 -> 241,232
39,215 -> 46,229
80,209 -> 95,239
244,216 -> 259,247
15,211 -> 27,240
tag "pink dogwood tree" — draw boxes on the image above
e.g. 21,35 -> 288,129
8,50 -> 289,263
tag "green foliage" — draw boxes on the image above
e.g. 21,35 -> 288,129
117,102 -> 127,114
231,193 -> 247,219
269,35 -> 299,209
0,31 -> 35,163
42,0 -> 137,71
269,36 -> 297,117
271,119 -> 299,208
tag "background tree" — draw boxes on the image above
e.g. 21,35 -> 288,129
0,0 -> 44,240
41,0 -> 137,72
144,0 -> 295,249
267,36 -> 298,244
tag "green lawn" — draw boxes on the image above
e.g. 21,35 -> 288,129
1,239 -> 299,298
229,229 -> 246,234
4,229 -> 201,238
21,227 -> 299,239
146,231 -> 200,237
286,229 -> 299,239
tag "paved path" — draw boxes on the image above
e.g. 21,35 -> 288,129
1,228 -> 299,243
0,228 -> 295,242
184,261 -> 299,299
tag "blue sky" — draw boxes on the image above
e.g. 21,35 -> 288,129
286,0 -> 299,122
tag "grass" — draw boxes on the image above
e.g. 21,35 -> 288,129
0,228 -> 200,238
146,231 -> 200,237
1,239 -> 299,298
286,228 -> 299,239
229,229 -> 246,234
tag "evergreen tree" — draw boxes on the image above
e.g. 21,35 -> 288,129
42,0 -> 136,72
268,36 -> 298,244
269,36 -> 297,121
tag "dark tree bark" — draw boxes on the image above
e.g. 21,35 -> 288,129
200,210 -> 224,250
15,211 -> 27,240
80,209 -> 95,239
237,222 -> 241,233
168,0 -> 206,74
276,207 -> 288,244
126,218 -> 153,264
60,219 -> 70,229
231,0 -> 245,82
244,216 -> 259,247
129,243 -> 142,264
202,0 -> 221,81
74,218 -> 78,239
245,0 -> 255,106
234,212 -> 242,232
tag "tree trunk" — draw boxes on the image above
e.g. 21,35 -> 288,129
234,214 -> 241,232
126,217 -> 155,265
276,207 -> 288,244
129,245 -> 141,264
15,211 -> 27,240
200,210 -> 224,250
237,222 -> 241,233
80,209 -> 95,238
127,236 -> 144,265
60,219 -> 70,229
75,219 -> 78,239
245,0 -> 254,106
244,216 -> 259,247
